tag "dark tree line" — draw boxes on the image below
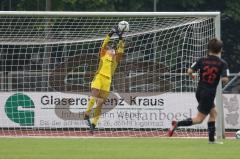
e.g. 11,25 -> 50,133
0,0 -> 239,72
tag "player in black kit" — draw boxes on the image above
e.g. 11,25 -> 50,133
168,38 -> 229,143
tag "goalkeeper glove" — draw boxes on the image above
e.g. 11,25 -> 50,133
118,31 -> 124,40
108,26 -> 119,37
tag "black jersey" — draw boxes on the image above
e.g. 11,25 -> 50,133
191,55 -> 229,90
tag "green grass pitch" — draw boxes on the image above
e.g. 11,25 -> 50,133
0,138 -> 239,159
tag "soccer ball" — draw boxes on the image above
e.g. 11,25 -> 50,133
236,130 -> 240,139
118,21 -> 129,32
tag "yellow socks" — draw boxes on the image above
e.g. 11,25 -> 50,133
85,96 -> 103,126
92,106 -> 102,125
86,97 -> 95,114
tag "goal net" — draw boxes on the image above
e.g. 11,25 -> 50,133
0,11 -> 221,137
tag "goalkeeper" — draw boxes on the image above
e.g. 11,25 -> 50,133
83,27 -> 125,131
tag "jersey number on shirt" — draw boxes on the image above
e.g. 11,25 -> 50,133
202,66 -> 219,84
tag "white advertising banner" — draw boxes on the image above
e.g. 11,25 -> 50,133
223,94 -> 240,129
0,92 -> 239,129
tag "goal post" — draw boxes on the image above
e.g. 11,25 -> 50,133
0,11 -> 223,138
214,13 -> 225,140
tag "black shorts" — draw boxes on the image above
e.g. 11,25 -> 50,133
196,86 -> 216,115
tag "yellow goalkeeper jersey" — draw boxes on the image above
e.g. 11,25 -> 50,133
96,35 -> 124,78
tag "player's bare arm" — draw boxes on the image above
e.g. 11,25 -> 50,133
187,68 -> 196,79
222,76 -> 229,84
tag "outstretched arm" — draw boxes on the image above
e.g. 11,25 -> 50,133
100,35 -> 110,55
100,27 -> 118,56
116,33 -> 125,62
